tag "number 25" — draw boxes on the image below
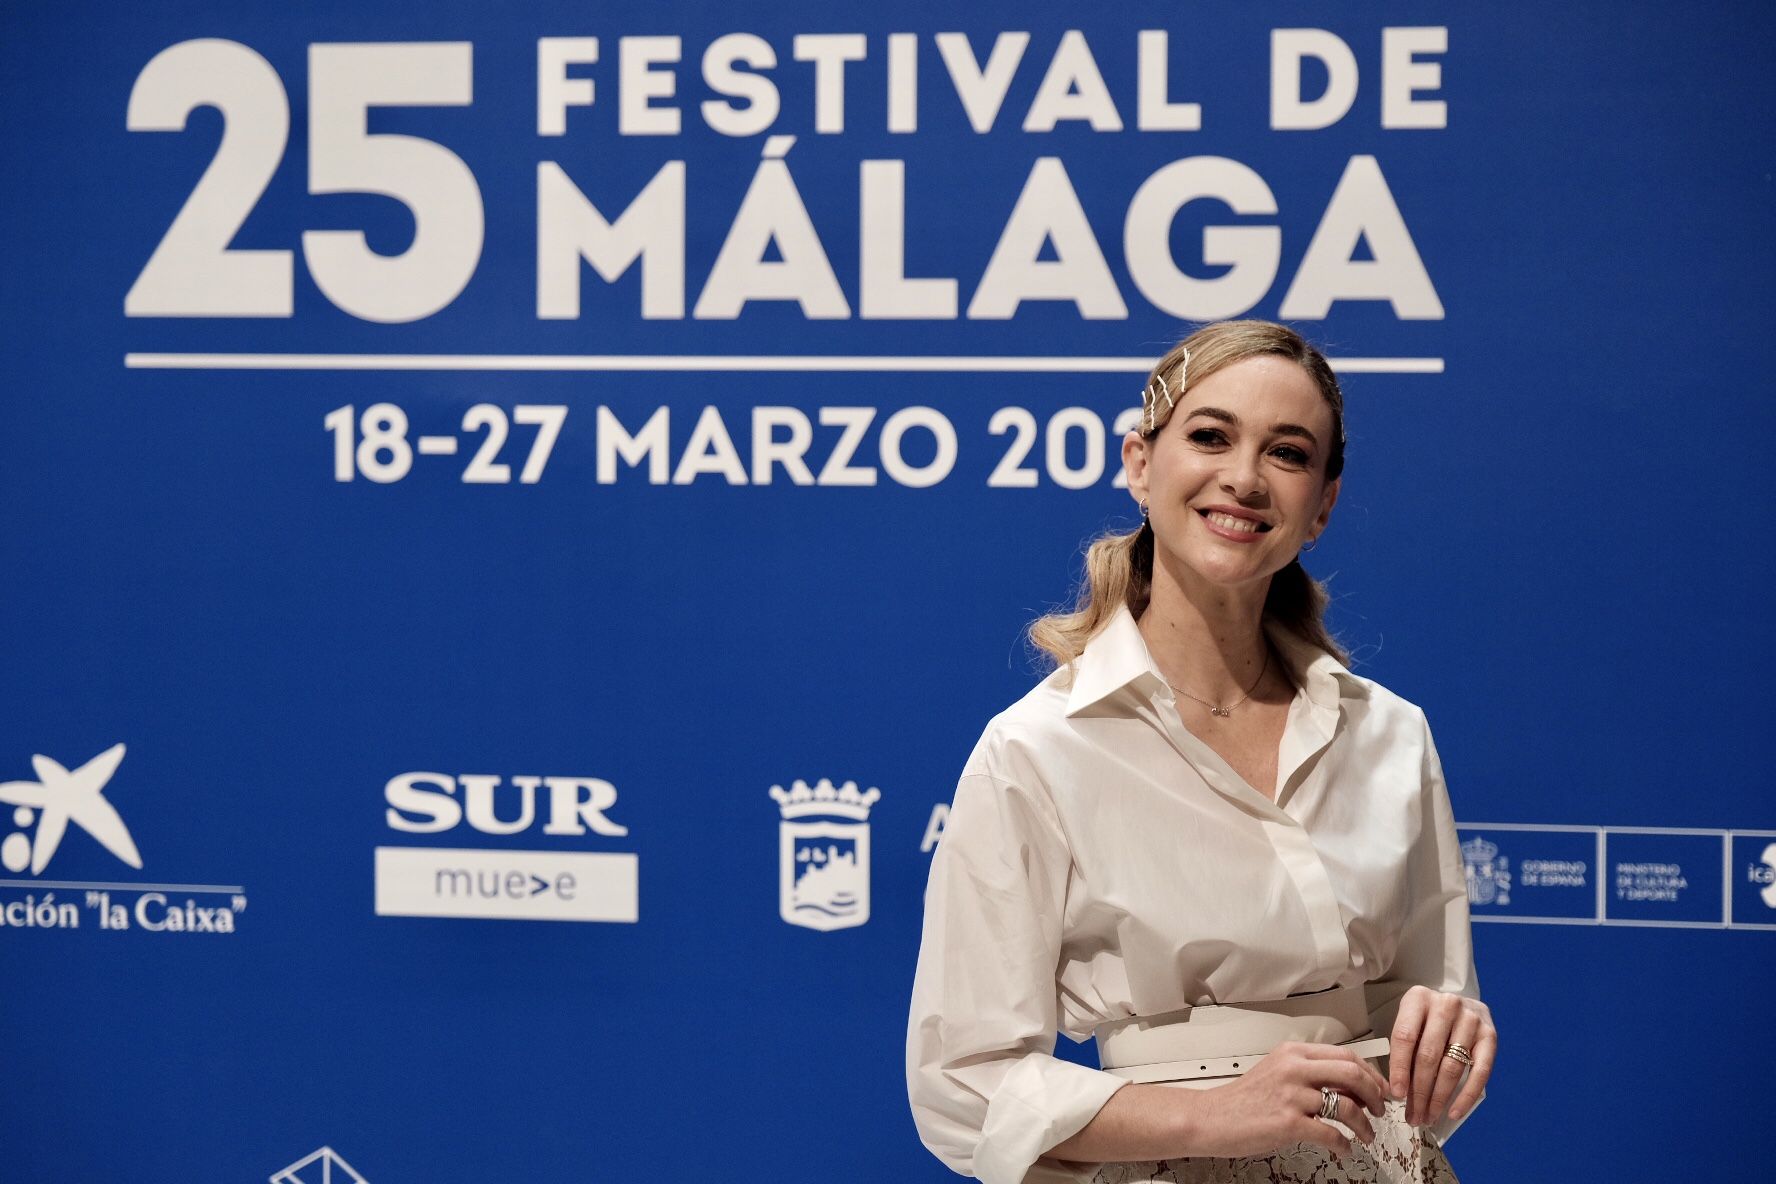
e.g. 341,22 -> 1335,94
126,39 -> 483,322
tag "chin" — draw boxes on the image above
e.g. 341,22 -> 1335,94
1169,551 -> 1277,590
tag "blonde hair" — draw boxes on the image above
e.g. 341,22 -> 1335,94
1028,320 -> 1349,669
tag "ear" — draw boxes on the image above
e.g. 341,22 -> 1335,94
1312,475 -> 1341,537
1121,430 -> 1150,507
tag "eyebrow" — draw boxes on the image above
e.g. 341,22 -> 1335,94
1182,406 -> 1319,447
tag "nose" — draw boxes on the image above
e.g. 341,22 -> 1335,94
1220,444 -> 1267,500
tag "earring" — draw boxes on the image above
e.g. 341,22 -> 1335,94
1302,537 -> 1318,552
1140,499 -> 1150,521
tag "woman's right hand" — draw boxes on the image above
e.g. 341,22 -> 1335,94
1187,1041 -> 1389,1159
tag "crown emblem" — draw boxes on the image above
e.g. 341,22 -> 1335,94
769,778 -> 880,822
1461,835 -> 1499,864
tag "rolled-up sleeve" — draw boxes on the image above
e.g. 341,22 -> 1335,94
907,771 -> 1127,1183
1363,708 -> 1487,1146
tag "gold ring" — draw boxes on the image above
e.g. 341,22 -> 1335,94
1443,1043 -> 1474,1066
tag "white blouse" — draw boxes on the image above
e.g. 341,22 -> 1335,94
906,603 -> 1481,1184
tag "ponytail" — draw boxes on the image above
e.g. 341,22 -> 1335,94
1262,558 -> 1349,665
1027,521 -> 1153,666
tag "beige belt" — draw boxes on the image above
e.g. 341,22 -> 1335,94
1093,984 -> 1391,1089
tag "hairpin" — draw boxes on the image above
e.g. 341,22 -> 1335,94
1140,346 -> 1188,434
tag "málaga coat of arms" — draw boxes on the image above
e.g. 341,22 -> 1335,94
769,779 -> 879,931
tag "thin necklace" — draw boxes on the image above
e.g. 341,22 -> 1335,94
1167,646 -> 1270,718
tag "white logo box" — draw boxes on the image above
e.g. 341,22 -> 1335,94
374,847 -> 638,923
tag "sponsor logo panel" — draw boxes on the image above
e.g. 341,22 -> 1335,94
377,770 -> 638,924
1458,826 -> 1596,922
1603,830 -> 1724,925
0,744 -> 246,936
1731,833 -> 1776,927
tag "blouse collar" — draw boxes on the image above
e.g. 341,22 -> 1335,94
1064,601 -> 1368,718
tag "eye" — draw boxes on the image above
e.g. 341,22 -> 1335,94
1187,428 -> 1228,446
1270,445 -> 1311,466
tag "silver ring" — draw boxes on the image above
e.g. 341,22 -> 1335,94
1318,1086 -> 1341,1121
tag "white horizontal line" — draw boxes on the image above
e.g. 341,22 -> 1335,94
1459,822 -> 1601,833
1463,822 -> 1745,837
124,352 -> 1445,375
1473,915 -> 1767,930
0,879 -> 244,893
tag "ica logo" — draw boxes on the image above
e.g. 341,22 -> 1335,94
1756,842 -> 1776,910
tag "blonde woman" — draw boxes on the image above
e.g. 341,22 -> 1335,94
907,320 -> 1496,1184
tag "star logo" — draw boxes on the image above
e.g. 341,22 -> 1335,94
0,744 -> 141,875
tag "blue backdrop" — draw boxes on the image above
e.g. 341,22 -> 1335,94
3,2 -> 1772,1181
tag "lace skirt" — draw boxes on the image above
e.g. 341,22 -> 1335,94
1089,1100 -> 1459,1184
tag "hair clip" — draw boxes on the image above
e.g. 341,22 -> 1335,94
1140,346 -> 1188,434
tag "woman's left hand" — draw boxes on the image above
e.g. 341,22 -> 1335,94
1388,985 -> 1496,1128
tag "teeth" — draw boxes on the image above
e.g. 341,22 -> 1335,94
1205,511 -> 1261,533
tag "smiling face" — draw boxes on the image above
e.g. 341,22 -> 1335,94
1123,354 -> 1341,595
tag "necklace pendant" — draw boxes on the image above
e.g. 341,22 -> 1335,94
1210,705 -> 1230,717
